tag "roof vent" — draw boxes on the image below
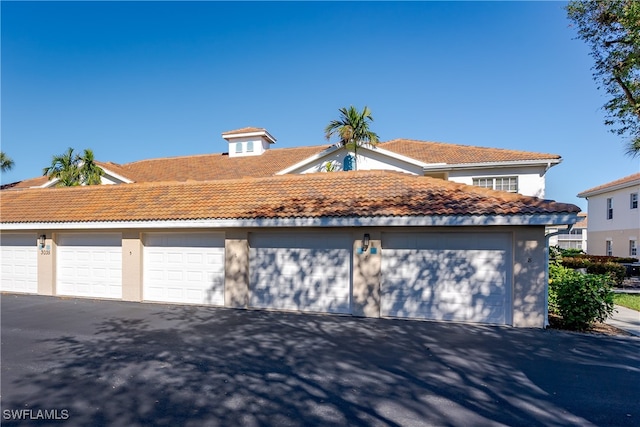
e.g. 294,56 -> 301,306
221,127 -> 276,158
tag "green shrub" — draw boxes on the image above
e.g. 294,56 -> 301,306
587,262 -> 627,286
548,263 -> 568,314
561,257 -> 593,269
559,258 -> 627,286
572,254 -> 638,264
559,248 -> 585,257
548,265 -> 615,330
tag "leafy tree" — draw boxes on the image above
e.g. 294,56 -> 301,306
0,151 -> 15,172
43,147 -> 104,187
567,0 -> 640,156
324,106 -> 380,170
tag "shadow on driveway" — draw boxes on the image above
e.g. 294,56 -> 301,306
1,294 -> 639,426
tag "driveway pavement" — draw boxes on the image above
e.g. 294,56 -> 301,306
2,294 -> 639,427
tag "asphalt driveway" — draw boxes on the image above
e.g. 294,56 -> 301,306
1,294 -> 638,427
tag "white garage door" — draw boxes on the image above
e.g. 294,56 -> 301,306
57,233 -> 122,299
381,232 -> 511,325
143,233 -> 225,305
250,232 -> 351,314
1,234 -> 38,294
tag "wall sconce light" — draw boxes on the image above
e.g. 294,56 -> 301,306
363,233 -> 370,251
39,235 -> 46,248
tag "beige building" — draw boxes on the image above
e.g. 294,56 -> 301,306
578,173 -> 640,258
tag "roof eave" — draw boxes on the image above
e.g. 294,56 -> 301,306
423,158 -> 562,173
222,130 -> 276,144
578,179 -> 640,198
0,213 -> 581,230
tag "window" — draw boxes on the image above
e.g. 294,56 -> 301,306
631,193 -> 638,209
472,176 -> 518,193
606,240 -> 613,256
343,154 -> 355,171
631,240 -> 638,257
606,198 -> 613,220
246,141 -> 254,152
558,228 -> 583,236
235,142 -> 243,153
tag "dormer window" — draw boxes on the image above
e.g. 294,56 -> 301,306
222,127 -> 276,158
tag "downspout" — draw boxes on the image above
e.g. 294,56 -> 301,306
544,224 -> 574,327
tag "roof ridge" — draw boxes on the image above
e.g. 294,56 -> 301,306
120,144 -> 335,167
381,138 -> 560,157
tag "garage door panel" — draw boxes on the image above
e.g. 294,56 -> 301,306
382,232 -> 511,325
250,233 -> 351,314
58,234 -> 121,247
143,233 -> 225,306
1,234 -> 38,294
57,233 -> 122,299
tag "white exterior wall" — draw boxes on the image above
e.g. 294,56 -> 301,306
0,224 -> 558,328
99,174 -> 128,185
586,186 -> 640,233
228,137 -> 269,158
293,146 -> 425,175
447,165 -> 547,198
291,147 -> 548,198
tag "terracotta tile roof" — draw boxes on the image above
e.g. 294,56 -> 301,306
0,170 -> 580,224
222,127 -> 268,135
1,138 -> 562,190
379,139 -> 560,164
95,161 -> 134,181
575,213 -> 588,229
1,175 -> 49,190
578,172 -> 640,197
118,145 -> 331,182
3,162 -> 132,190
1,146 -> 330,189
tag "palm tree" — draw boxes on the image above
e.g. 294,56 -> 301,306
0,151 -> 15,172
43,147 -> 81,187
324,105 -> 380,170
43,147 -> 104,186
79,148 -> 104,185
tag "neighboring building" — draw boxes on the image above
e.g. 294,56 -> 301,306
548,213 -> 588,252
0,128 -> 579,328
578,173 -> 640,258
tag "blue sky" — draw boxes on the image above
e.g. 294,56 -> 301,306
2,1 -> 638,210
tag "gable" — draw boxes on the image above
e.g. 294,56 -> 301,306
277,145 -> 427,175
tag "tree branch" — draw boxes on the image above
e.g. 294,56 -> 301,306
613,74 -> 640,119
604,37 -> 633,47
